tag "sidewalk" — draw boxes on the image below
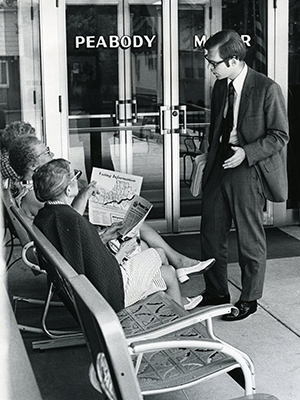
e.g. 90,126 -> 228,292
5,226 -> 300,400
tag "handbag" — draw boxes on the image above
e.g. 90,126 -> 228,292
190,152 -> 208,197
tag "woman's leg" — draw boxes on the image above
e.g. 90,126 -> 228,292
140,222 -> 199,269
140,222 -> 215,283
160,264 -> 183,306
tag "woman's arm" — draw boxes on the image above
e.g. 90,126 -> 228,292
72,181 -> 97,215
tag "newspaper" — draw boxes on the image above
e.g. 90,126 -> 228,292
88,167 -> 143,226
117,194 -> 153,239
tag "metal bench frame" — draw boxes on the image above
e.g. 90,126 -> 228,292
10,204 -> 260,397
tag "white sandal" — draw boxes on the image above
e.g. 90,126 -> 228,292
177,258 -> 216,283
184,295 -> 203,311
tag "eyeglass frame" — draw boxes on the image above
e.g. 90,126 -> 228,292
37,146 -> 52,158
70,169 -> 82,182
204,55 -> 235,68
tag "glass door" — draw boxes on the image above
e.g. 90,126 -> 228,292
39,0 -> 216,233
65,0 -> 170,230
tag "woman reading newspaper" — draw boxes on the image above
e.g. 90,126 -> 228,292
33,159 -> 206,311
9,135 -> 215,287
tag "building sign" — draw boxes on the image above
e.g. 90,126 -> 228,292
75,35 -> 156,49
75,34 -> 252,50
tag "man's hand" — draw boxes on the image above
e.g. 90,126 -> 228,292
223,146 -> 246,169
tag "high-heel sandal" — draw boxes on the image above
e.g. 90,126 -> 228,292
176,258 -> 215,283
184,295 -> 203,311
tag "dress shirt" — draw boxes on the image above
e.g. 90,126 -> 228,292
223,63 -> 248,145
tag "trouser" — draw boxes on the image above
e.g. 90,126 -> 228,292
201,151 -> 266,302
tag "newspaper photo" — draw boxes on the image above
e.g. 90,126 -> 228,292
88,167 -> 143,226
117,194 -> 153,239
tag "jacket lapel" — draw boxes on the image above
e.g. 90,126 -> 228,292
237,68 -> 255,132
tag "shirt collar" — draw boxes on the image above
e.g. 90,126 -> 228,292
228,63 -> 248,95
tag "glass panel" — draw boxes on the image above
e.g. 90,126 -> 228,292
287,0 -> 300,209
66,5 -> 118,182
222,0 -> 267,74
0,3 -> 21,126
178,1 -> 208,218
0,1 -> 42,133
66,2 -> 165,220
67,6 -> 118,116
129,3 -> 164,219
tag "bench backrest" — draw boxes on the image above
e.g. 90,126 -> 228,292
69,274 -> 143,400
2,186 -> 33,247
11,205 -> 79,320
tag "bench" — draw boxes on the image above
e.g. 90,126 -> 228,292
11,204 -> 264,397
2,188 -> 82,348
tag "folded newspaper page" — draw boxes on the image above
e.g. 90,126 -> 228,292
117,194 -> 153,239
88,167 -> 143,226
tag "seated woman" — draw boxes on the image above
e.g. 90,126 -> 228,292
9,135 -> 95,219
1,121 -> 36,195
32,159 -> 203,311
9,134 -> 215,282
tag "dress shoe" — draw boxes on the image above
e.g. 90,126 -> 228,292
176,258 -> 215,283
184,295 -> 203,311
197,292 -> 231,307
222,300 -> 257,321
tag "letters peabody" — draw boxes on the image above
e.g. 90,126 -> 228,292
75,35 -> 156,49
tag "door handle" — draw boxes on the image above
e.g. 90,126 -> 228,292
132,99 -> 137,123
115,100 -> 137,124
174,105 -> 187,134
159,105 -> 169,135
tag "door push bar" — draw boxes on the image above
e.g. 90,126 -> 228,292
159,105 -> 187,135
115,99 -> 137,124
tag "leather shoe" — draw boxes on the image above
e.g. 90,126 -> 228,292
222,300 -> 257,321
197,292 -> 230,307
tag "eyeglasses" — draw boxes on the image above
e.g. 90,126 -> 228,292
37,146 -> 52,158
70,169 -> 82,182
204,55 -> 233,68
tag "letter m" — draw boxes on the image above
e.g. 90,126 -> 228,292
194,34 -> 207,48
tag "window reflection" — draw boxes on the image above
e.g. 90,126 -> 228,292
222,0 -> 267,75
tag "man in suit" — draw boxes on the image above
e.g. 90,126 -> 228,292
199,30 -> 289,320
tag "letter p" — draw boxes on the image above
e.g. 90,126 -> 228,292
75,36 -> 85,49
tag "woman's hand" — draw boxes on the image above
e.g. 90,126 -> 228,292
72,181 -> 99,215
98,222 -> 123,244
79,180 -> 99,199
114,237 -> 139,264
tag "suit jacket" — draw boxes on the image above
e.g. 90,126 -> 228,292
202,67 -> 289,202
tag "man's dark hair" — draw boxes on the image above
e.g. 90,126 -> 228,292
204,30 -> 246,61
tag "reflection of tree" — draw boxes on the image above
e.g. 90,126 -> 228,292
67,6 -> 118,113
131,6 -> 158,54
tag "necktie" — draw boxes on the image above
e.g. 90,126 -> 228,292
221,81 -> 235,154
